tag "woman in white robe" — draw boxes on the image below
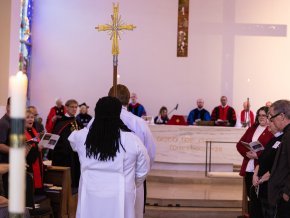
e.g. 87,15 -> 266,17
68,96 -> 150,218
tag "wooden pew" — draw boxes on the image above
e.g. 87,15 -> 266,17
43,166 -> 70,218
68,186 -> 78,218
43,166 -> 78,218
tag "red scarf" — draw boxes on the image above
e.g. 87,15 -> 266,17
25,128 -> 43,189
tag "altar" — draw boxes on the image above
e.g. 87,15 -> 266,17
149,125 -> 247,172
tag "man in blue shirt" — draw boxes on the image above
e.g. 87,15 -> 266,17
187,98 -> 211,125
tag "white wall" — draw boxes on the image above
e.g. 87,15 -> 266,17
0,0 -> 11,106
0,0 -> 21,108
30,0 -> 290,120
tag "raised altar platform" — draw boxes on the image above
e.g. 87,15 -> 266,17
149,125 -> 247,172
145,170 -> 243,218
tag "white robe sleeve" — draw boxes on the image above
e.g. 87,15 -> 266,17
142,123 -> 156,168
135,138 -> 150,188
68,128 -> 89,152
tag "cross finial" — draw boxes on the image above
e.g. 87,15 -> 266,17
95,3 -> 136,55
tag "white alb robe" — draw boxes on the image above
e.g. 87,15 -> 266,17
120,107 -> 156,218
120,107 -> 156,167
69,128 -> 150,218
86,108 -> 156,218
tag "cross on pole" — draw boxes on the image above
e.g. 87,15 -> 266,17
95,3 -> 136,97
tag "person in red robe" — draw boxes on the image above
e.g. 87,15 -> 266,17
240,101 -> 255,127
211,96 -> 237,127
45,98 -> 66,133
25,110 -> 44,193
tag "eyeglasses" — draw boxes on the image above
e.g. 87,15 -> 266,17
268,113 -> 281,122
68,106 -> 78,109
257,114 -> 267,118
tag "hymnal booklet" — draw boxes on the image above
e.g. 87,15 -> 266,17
241,140 -> 264,152
39,133 -> 60,150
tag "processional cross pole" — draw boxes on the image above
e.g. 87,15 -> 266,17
95,3 -> 136,97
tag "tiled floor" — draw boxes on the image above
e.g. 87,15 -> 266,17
147,181 -> 242,201
144,170 -> 244,217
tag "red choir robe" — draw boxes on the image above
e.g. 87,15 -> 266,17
240,109 -> 255,127
25,127 -> 43,190
236,124 -> 273,176
45,105 -> 66,133
211,105 -> 237,127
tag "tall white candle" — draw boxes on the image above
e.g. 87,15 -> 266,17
8,71 -> 28,214
9,148 -> 26,213
9,71 -> 28,118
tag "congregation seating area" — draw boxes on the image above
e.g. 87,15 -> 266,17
0,165 -> 77,218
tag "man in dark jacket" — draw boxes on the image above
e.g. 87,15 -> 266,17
268,100 -> 290,217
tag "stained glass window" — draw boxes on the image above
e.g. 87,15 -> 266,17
19,0 -> 33,101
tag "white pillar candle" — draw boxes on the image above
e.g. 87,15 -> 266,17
8,148 -> 26,213
8,71 -> 28,214
9,71 -> 28,118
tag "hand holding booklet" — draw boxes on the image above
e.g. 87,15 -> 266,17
241,140 -> 264,152
39,133 -> 60,150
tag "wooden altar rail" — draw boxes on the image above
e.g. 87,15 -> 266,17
205,140 -> 248,216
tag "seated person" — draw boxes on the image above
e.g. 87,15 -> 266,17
0,196 -> 29,218
211,96 -> 237,127
187,99 -> 211,125
128,93 -> 146,117
25,109 -> 44,193
240,101 -> 254,127
265,101 -> 272,107
154,106 -> 169,124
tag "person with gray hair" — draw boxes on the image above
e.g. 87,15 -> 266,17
268,100 -> 290,217
45,98 -> 66,133
128,92 -> 147,117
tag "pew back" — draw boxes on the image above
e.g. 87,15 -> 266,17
44,166 -> 70,218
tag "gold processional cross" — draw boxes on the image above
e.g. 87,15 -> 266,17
95,3 -> 136,97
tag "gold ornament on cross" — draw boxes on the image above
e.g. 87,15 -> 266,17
95,3 -> 136,55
